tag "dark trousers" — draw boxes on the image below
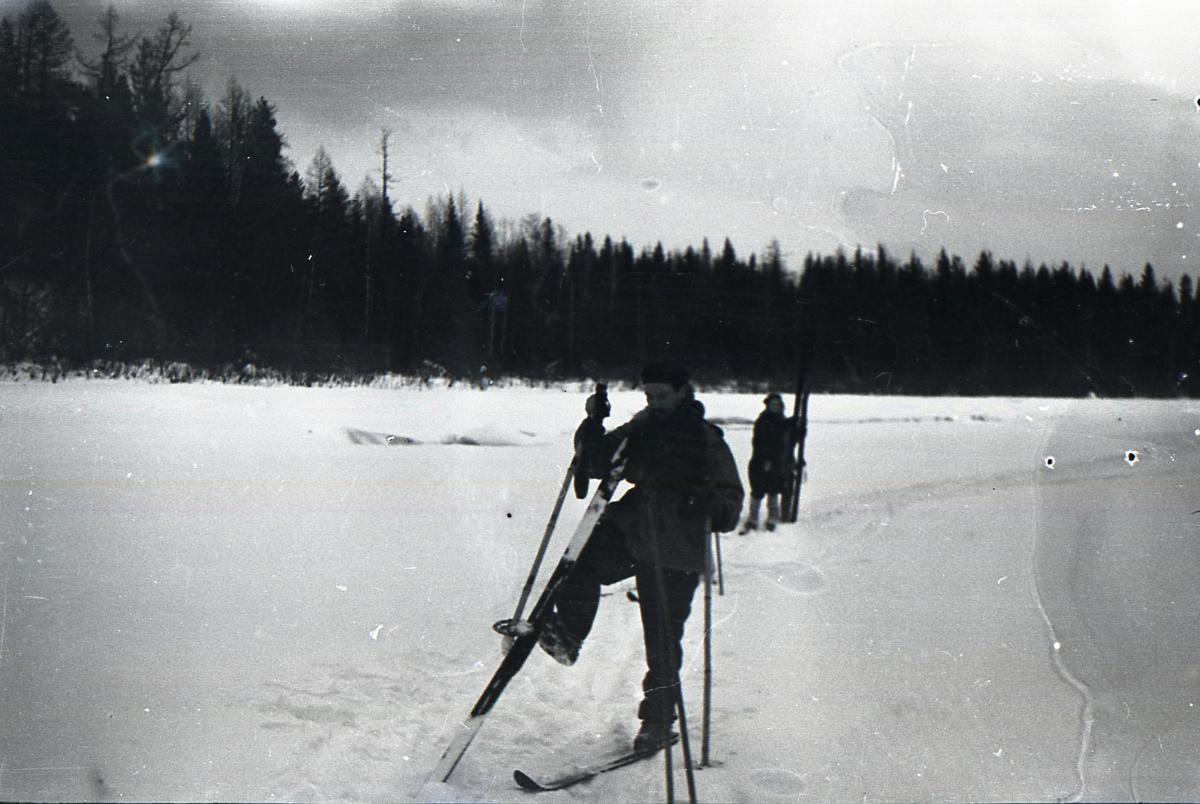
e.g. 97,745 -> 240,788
554,516 -> 700,724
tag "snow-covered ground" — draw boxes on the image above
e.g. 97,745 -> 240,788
0,381 -> 1197,802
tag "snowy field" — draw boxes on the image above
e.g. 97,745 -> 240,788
1,380 -> 1198,803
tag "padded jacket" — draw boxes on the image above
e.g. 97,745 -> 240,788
577,403 -> 743,573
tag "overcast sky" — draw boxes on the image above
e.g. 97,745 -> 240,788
13,0 -> 1200,281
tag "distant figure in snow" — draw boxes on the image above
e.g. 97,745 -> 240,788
543,361 -> 743,753
740,392 -> 795,533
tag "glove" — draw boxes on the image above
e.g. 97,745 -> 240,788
688,491 -> 739,533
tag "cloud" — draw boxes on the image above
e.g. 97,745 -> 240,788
34,0 -> 1200,276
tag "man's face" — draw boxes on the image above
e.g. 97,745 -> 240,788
644,382 -> 686,418
767,399 -> 785,416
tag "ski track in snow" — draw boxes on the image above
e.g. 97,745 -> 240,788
345,426 -> 551,447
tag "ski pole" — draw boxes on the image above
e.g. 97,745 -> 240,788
645,496 -> 698,804
713,531 -> 724,596
700,526 -> 714,768
440,440 -> 631,783
505,382 -> 605,646
655,560 -> 697,804
511,459 -> 574,623
664,735 -> 675,804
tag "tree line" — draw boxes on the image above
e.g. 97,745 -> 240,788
1,0 -> 1196,396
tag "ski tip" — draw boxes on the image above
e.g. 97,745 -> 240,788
513,769 -> 547,792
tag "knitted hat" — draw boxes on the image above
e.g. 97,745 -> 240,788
763,392 -> 784,406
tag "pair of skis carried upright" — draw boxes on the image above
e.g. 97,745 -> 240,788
431,408 -> 631,788
782,354 -> 812,524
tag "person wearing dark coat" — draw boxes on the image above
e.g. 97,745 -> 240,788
541,361 -> 744,753
741,392 -> 795,533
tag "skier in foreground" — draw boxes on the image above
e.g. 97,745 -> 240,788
740,392 -> 796,533
539,361 -> 743,753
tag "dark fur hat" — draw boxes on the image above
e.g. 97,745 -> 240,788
641,361 -> 690,390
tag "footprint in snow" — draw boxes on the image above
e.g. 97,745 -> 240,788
753,561 -> 828,596
748,766 -> 808,797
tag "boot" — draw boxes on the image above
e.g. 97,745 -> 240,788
766,494 -> 780,531
537,612 -> 580,666
740,496 -> 763,534
633,720 -> 679,754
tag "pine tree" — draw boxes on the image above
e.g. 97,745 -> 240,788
301,147 -> 350,345
14,0 -> 74,97
213,78 -> 251,205
76,5 -> 133,99
428,195 -> 476,369
0,18 -> 18,101
1178,274 -> 1198,395
468,200 -> 495,304
470,202 -> 503,359
128,12 -> 198,147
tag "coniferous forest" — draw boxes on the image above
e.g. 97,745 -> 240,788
2,1 -> 1198,396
